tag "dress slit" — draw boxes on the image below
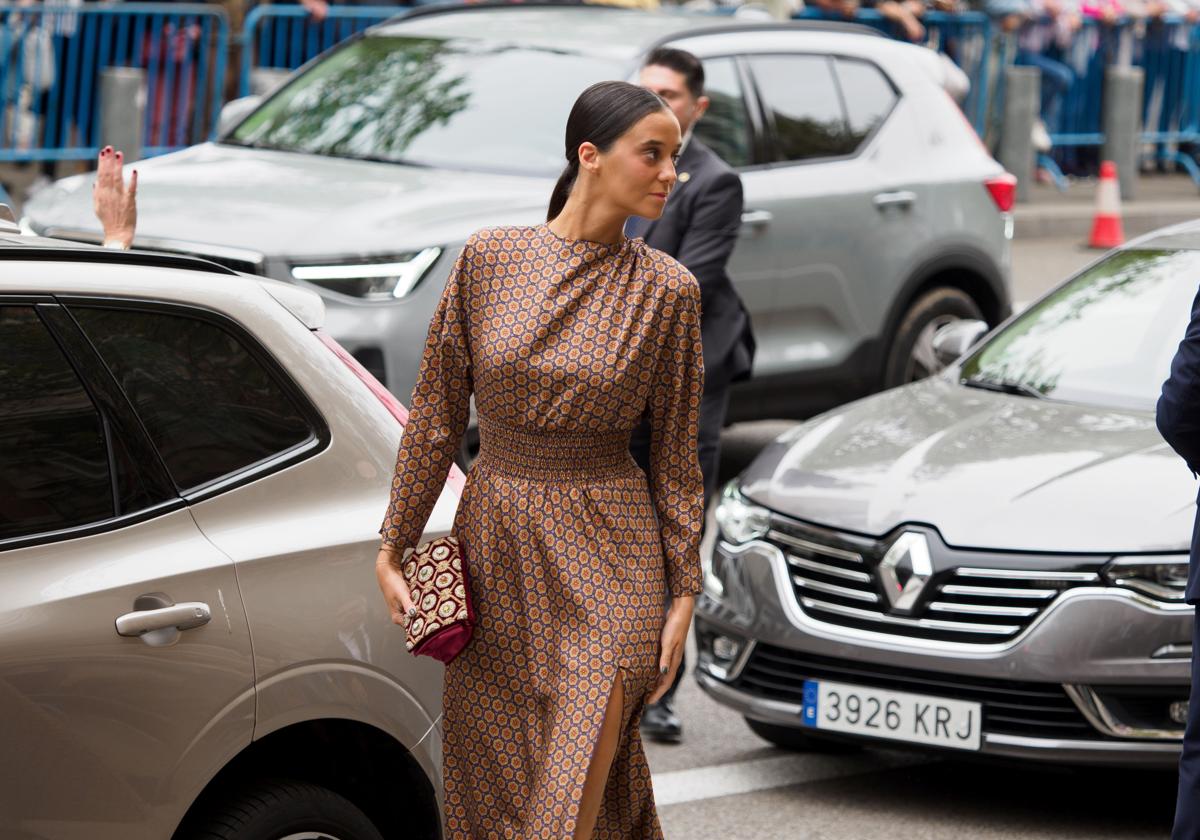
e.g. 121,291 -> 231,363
572,664 -> 627,839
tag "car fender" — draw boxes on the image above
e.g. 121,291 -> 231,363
876,241 -> 1010,366
253,661 -> 442,781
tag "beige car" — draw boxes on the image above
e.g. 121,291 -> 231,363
0,219 -> 452,839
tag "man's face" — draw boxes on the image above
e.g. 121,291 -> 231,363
639,64 -> 709,138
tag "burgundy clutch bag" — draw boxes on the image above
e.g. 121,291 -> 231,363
401,535 -> 475,663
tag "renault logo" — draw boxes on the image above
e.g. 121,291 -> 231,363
878,532 -> 933,615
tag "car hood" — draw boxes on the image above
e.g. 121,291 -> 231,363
740,376 -> 1196,554
24,143 -> 552,259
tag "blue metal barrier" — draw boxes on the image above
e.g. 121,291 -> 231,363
0,3 -> 229,161
238,4 -> 405,97
794,8 -> 993,135
1016,16 -> 1200,184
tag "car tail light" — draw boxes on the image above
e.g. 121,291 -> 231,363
315,329 -> 465,493
985,174 -> 1017,213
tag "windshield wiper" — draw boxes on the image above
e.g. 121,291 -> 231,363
961,375 -> 1045,399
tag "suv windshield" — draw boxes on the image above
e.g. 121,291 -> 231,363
960,249 -> 1200,411
229,35 -> 623,173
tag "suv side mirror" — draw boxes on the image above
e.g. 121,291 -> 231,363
932,319 -> 988,367
218,95 -> 262,138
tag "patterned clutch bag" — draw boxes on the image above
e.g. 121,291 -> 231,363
401,535 -> 475,663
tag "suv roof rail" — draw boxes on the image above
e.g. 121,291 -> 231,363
390,2 -> 886,45
392,0 -> 883,36
0,243 -> 239,276
647,17 -> 886,43
396,0 -> 624,21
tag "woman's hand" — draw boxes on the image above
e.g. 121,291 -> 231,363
648,596 -> 694,705
92,146 -> 137,249
376,546 -> 418,627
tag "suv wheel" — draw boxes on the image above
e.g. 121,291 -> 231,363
744,717 -> 860,753
883,287 -> 983,388
184,779 -> 383,840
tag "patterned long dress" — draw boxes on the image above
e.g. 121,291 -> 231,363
379,223 -> 705,839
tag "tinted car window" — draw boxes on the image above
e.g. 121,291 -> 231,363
695,57 -> 753,168
960,249 -> 1200,411
749,55 -> 855,162
836,58 -> 896,146
231,36 -> 622,175
72,307 -> 314,492
0,307 -> 113,540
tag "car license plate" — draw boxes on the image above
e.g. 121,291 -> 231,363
800,679 -> 981,751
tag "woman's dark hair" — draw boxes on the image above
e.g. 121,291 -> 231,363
546,81 -> 668,222
643,47 -> 706,100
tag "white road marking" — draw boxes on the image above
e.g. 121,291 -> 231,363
652,751 -> 928,806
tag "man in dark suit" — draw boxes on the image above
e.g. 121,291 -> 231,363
629,47 -> 756,743
1157,288 -> 1200,839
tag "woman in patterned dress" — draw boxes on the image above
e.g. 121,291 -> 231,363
375,80 -> 705,839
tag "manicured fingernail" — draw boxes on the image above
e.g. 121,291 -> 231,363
660,665 -> 668,674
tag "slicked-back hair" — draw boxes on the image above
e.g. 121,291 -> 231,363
643,47 -> 705,100
546,80 -> 669,222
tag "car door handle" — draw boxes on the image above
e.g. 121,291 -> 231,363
116,602 -> 211,638
740,209 -> 773,227
873,191 -> 917,210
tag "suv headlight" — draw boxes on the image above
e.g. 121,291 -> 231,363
291,246 -> 442,300
1102,555 -> 1189,603
714,481 -> 770,545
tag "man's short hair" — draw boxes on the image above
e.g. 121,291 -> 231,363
643,47 -> 705,100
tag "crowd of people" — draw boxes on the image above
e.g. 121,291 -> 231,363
4,0 -> 1200,189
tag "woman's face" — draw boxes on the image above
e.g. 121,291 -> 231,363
593,109 -> 681,221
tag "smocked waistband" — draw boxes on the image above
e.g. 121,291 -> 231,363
475,417 -> 637,480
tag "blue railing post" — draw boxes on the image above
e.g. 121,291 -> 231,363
237,4 -> 402,98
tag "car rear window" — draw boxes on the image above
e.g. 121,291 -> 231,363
835,58 -> 896,146
0,306 -> 114,540
749,54 -> 855,162
71,306 -> 316,493
695,57 -> 754,169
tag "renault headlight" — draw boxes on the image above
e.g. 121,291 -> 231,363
291,247 -> 442,301
1102,555 -> 1189,603
714,481 -> 770,545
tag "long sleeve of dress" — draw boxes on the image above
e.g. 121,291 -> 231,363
378,242 -> 474,554
648,277 -> 706,597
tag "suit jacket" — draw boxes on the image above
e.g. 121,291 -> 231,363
631,138 -> 755,391
1156,282 -> 1200,603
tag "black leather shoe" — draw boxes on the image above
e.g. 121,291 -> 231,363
641,700 -> 683,743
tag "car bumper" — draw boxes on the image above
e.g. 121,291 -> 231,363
694,538 -> 1191,767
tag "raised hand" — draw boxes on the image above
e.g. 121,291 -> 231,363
92,146 -> 137,249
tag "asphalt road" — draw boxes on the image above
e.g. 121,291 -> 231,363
652,235 -> 1180,839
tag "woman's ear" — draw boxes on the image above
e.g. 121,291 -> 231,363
578,141 -> 601,174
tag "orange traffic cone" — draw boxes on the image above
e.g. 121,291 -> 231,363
1088,160 -> 1125,249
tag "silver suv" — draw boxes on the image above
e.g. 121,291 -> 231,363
696,224 -> 1200,766
22,3 -> 1012,428
0,222 -> 451,838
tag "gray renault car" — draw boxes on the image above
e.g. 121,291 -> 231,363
0,218 -> 454,838
22,2 -> 1012,427
696,222 -> 1200,766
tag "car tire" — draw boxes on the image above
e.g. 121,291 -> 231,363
883,286 -> 984,388
184,778 -> 384,840
744,717 -> 860,753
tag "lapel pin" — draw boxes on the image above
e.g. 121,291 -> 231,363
678,172 -> 691,183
